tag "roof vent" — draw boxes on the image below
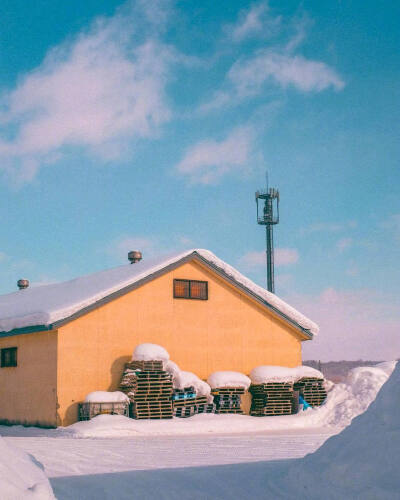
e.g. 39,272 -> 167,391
17,279 -> 29,290
128,251 -> 142,264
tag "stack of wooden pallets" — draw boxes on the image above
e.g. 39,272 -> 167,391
120,360 -> 173,419
172,387 -> 215,418
249,382 -> 294,416
293,377 -> 327,407
211,387 -> 244,414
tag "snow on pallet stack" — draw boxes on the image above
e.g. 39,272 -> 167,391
79,391 -> 130,420
207,371 -> 251,414
294,376 -> 327,407
166,361 -> 215,418
249,365 -> 326,416
120,344 -> 173,419
249,381 -> 294,416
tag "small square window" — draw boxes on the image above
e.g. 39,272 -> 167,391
1,347 -> 17,367
173,279 -> 208,300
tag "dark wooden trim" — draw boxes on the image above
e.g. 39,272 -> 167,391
0,251 -> 313,339
173,278 -> 208,300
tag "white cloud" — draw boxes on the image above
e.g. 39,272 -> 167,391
0,4 -> 174,183
239,247 -> 299,268
224,2 -> 281,43
175,126 -> 254,184
336,237 -> 353,253
290,287 -> 400,361
228,51 -> 344,96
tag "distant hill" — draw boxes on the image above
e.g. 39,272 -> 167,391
303,360 -> 384,383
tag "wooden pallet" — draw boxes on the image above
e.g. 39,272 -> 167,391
133,413 -> 173,420
211,387 -> 245,395
216,408 -> 243,414
126,360 -> 164,372
173,396 -> 208,408
294,378 -> 327,407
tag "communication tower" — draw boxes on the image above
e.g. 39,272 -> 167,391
255,175 -> 280,293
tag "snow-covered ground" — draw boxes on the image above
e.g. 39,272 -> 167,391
0,361 -> 396,499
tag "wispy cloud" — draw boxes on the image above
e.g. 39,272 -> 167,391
175,126 -> 254,184
228,52 -> 344,96
239,247 -> 299,269
199,9 -> 344,113
224,2 -> 281,43
0,3 -> 175,183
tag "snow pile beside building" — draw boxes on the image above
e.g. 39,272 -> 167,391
272,361 -> 400,499
250,365 -> 323,384
132,343 -> 169,362
302,361 -> 396,428
84,391 -> 129,403
207,371 -> 251,389
0,436 -> 55,499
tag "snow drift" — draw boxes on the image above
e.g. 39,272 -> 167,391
64,362 -> 395,438
271,360 -> 400,499
0,436 -> 55,499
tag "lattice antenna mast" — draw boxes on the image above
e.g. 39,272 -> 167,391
255,175 -> 280,293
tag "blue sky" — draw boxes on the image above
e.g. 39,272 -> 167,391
1,0 -> 399,360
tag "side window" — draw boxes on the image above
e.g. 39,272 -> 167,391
173,279 -> 208,300
1,347 -> 17,367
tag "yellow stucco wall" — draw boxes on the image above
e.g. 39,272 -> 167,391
57,259 -> 305,425
0,331 -> 58,427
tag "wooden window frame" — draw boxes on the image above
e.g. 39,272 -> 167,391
1,347 -> 17,368
173,279 -> 208,300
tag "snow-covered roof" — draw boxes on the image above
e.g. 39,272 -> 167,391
0,249 -> 319,335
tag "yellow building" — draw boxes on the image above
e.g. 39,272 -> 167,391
0,249 -> 318,427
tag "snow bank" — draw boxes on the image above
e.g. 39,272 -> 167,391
62,362 -> 395,438
84,391 -> 129,403
173,371 -> 211,398
0,249 -> 318,335
132,343 -> 169,362
0,436 -> 55,499
301,361 -> 396,428
207,371 -> 251,389
272,361 -> 400,499
250,365 -> 323,384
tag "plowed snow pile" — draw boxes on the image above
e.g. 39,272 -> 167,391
270,361 -> 400,499
0,436 -> 55,499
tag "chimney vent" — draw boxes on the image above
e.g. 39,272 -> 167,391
17,279 -> 29,290
128,250 -> 142,264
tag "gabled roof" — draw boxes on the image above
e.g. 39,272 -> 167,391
0,249 -> 319,337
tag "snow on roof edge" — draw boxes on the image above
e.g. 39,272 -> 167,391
0,248 -> 318,335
